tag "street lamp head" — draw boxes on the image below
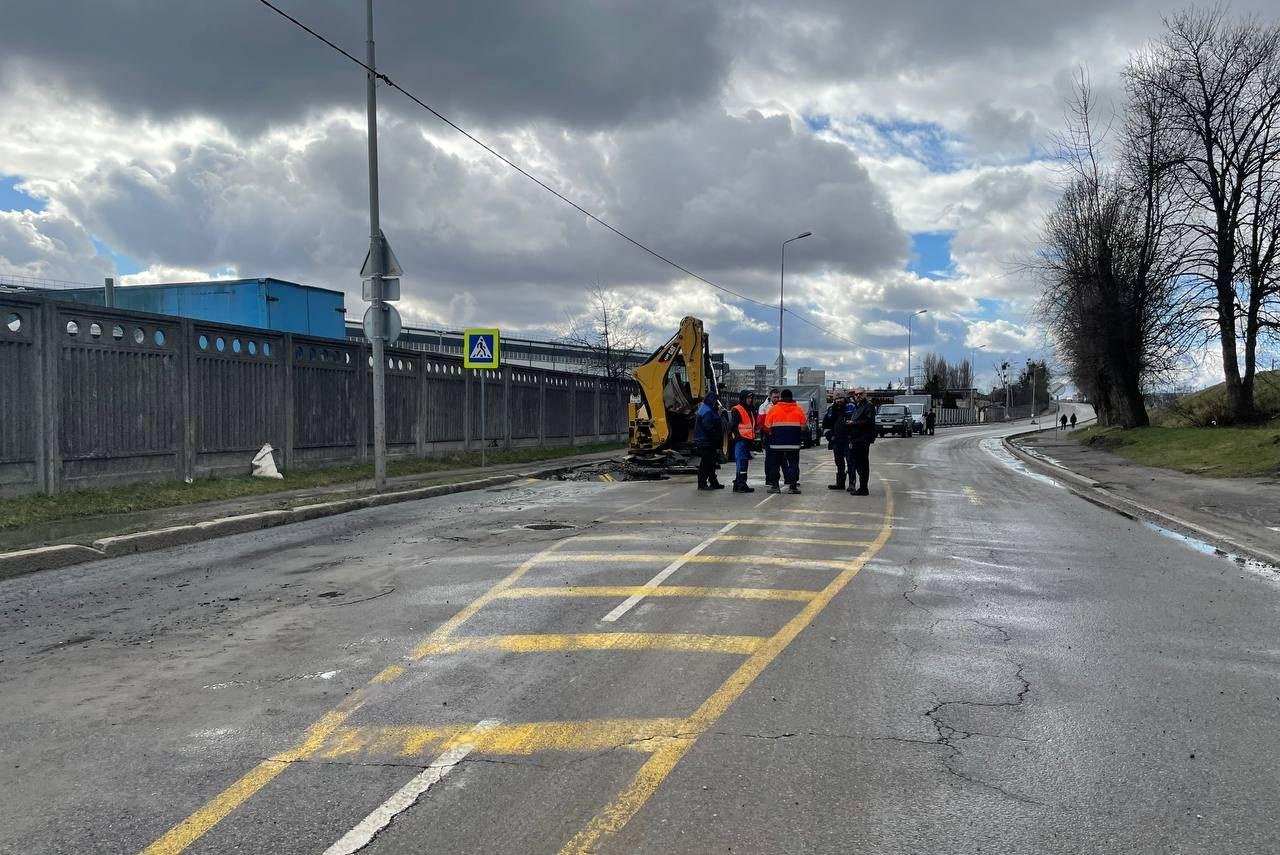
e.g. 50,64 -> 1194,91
913,309 -> 928,316
795,231 -> 813,239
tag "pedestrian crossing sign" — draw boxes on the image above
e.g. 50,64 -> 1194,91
463,328 -> 500,369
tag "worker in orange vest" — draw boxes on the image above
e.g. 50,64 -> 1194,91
728,389 -> 757,493
762,389 -> 806,494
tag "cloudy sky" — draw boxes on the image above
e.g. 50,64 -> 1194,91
1,1 -> 1273,388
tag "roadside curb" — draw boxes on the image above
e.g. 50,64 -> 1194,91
0,461 -> 610,582
1002,430 -> 1280,568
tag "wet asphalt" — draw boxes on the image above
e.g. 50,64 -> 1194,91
1,420 -> 1277,854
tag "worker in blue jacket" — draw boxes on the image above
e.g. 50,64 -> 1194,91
823,391 -> 855,490
692,391 -> 725,490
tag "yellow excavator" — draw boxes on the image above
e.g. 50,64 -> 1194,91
628,316 -> 721,458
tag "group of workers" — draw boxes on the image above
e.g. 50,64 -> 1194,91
691,386 -> 876,496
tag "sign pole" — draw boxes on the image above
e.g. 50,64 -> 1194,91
365,0 -> 387,489
481,370 -> 486,468
463,328 -> 500,470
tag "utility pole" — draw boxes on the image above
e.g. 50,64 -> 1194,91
365,0 -> 387,489
1029,360 -> 1037,425
777,231 -> 812,386
907,309 -> 926,394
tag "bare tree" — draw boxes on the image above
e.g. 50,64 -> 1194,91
1035,74 -> 1195,427
561,286 -> 648,379
1125,9 -> 1280,421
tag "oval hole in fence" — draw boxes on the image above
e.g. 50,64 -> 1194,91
263,342 -> 272,357
215,336 -> 226,352
65,320 -> 79,336
247,340 -> 257,355
198,334 -> 209,350
5,312 -> 21,333
343,352 -> 350,365
154,329 -> 166,346
89,322 -> 102,338
112,325 -> 124,341
133,327 -> 145,345
232,338 -> 242,353
309,347 -> 317,361
367,355 -> 373,367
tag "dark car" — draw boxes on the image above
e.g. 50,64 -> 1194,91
875,403 -> 913,438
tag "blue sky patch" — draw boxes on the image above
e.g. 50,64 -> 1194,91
908,231 -> 954,279
1,176 -> 44,213
92,238 -> 143,276
862,116 -> 958,173
804,114 -> 831,133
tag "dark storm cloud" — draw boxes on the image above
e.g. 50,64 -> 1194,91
0,1 -> 727,131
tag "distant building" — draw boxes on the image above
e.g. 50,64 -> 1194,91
724,364 -> 771,394
14,277 -> 347,339
796,367 -> 826,385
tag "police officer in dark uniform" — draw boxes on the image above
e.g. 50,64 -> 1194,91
823,391 -> 854,490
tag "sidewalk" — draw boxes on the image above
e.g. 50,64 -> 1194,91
0,448 -> 623,556
1012,427 -> 1280,565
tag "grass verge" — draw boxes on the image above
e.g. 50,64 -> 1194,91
0,442 -> 625,533
1075,425 -> 1280,477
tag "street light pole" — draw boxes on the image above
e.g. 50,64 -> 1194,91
364,0 -> 387,489
778,231 -> 812,386
907,309 -> 927,394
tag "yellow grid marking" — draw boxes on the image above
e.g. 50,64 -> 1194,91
601,518 -> 884,531
413,632 -> 764,657
312,718 -> 688,761
714,534 -> 874,547
776,508 -> 885,519
559,483 -> 896,854
369,665 -> 405,685
495,585 -> 817,602
530,552 -> 855,570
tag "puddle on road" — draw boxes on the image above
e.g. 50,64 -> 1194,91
979,437 -> 1064,489
1141,521 -> 1279,580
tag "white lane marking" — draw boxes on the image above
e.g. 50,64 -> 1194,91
601,522 -> 739,622
879,462 -> 928,469
322,719 -> 502,855
754,493 -> 775,509
950,555 -> 1026,572
616,487 -> 679,515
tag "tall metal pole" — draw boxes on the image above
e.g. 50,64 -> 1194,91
777,244 -> 786,387
907,314 -> 912,394
366,0 -> 387,489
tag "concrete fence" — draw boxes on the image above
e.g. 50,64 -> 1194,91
0,296 -> 631,497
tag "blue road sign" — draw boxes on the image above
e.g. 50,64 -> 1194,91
463,328 -> 500,369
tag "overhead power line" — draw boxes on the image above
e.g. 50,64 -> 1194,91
254,0 -> 895,355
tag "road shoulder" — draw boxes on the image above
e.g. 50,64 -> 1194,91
1007,427 -> 1280,567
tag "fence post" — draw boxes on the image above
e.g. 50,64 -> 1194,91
356,341 -> 369,463
463,367 -> 473,452
503,365 -> 513,449
179,317 -> 195,482
416,358 -> 427,458
31,300 -> 48,494
282,333 -> 295,472
568,378 -> 577,447
593,379 -> 602,442
537,370 -> 547,449
42,304 -> 62,494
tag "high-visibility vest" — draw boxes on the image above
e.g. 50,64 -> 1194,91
763,401 -> 807,449
732,404 -> 756,440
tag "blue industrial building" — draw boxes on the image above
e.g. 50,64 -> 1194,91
49,277 -> 347,339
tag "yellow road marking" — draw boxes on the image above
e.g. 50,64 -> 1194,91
313,718 -> 688,761
369,665 -> 404,684
495,585 -> 817,602
413,632 -> 764,657
776,508 -> 884,519
602,518 -> 884,531
140,709 -> 355,855
558,482 -> 895,855
531,552 -> 855,570
963,486 -> 983,506
714,534 -> 874,547
140,538 -> 576,853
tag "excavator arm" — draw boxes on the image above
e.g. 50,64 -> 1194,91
628,316 -> 718,453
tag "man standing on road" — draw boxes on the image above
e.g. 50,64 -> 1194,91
759,387 -> 782,490
1070,412 -> 1078,430
729,390 -> 757,493
693,391 -> 725,491
823,391 -> 853,491
926,408 -> 936,436
763,389 -> 806,494
847,387 -> 877,496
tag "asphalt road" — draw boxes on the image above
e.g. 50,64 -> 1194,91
2,419 -> 1278,854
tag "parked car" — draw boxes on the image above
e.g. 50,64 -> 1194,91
894,394 -> 932,434
875,403 -> 913,438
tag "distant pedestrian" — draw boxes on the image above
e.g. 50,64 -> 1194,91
729,390 -> 757,493
692,391 -> 725,491
1069,412 -> 1077,429
823,392 -> 854,490
1060,413 -> 1068,430
759,387 -> 782,489
925,409 -> 936,436
846,387 -> 877,496
762,389 -> 806,494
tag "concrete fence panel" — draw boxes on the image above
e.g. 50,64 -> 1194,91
0,298 -> 631,496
